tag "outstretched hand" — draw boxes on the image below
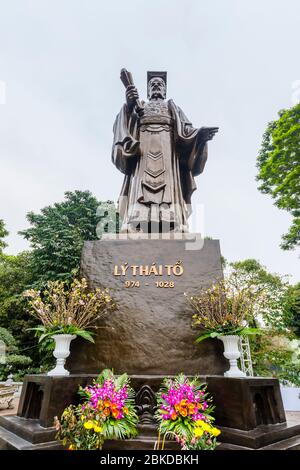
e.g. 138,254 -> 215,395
200,127 -> 219,142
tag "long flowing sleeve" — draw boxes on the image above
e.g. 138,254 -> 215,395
169,100 -> 208,205
111,104 -> 140,175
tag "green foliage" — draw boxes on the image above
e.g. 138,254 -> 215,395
0,219 -> 8,253
0,192 -> 118,372
195,328 -> 260,343
227,258 -> 290,329
283,283 -> 300,337
251,332 -> 300,386
0,327 -> 17,352
12,367 -> 45,382
30,325 -> 95,344
0,327 -> 32,380
256,104 -> 300,250
19,190 -> 118,285
0,251 -> 33,300
4,354 -> 32,366
0,252 -> 40,365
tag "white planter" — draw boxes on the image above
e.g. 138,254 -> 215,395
280,386 -> 300,411
219,335 -> 246,378
47,334 -> 76,377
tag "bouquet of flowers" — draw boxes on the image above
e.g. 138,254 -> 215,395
55,369 -> 138,450
187,279 -> 260,343
155,374 -> 220,450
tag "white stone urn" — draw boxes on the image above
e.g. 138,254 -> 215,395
219,335 -> 246,377
47,334 -> 76,377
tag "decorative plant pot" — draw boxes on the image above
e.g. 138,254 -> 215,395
47,334 -> 76,377
218,335 -> 246,378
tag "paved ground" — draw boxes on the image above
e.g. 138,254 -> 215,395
286,411 -> 300,420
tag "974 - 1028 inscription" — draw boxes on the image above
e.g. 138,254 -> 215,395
124,280 -> 175,288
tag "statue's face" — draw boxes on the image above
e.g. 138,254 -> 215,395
148,77 -> 166,100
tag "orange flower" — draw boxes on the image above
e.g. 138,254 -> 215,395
175,404 -> 180,412
104,408 -> 110,416
171,412 -> 177,420
104,400 -> 110,408
180,408 -> 187,417
123,407 -> 129,414
112,410 -> 119,419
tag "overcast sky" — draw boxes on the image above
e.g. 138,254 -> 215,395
0,0 -> 299,282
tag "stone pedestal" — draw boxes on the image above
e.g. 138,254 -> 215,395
68,237 -> 227,375
205,376 -> 300,450
1,375 -> 300,450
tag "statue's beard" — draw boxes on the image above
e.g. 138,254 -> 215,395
149,90 -> 165,100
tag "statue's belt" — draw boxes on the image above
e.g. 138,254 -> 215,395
138,115 -> 174,127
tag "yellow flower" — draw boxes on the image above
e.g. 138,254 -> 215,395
83,420 -> 94,430
94,425 -> 102,433
211,427 -> 221,437
194,427 -> 204,437
195,420 -> 205,427
201,422 -> 211,432
80,416 -> 85,421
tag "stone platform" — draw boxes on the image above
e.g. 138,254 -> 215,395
1,374 -> 300,450
68,237 -> 227,375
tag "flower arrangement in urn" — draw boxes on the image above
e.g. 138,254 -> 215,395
55,369 -> 138,450
155,374 -> 220,450
24,278 -> 115,376
187,278 -> 261,377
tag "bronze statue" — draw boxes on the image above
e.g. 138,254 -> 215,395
112,69 -> 218,233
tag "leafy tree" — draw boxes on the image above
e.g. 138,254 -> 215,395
225,258 -> 290,330
20,190 -> 118,284
0,191 -> 118,371
0,219 -> 8,253
256,103 -> 300,250
250,332 -> 300,386
225,258 -> 300,383
0,252 -> 39,364
283,283 -> 300,337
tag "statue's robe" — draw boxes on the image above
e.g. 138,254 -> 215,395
112,99 -> 208,232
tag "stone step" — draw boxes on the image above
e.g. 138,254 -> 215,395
0,426 -> 32,450
25,441 -> 62,450
259,435 -> 300,451
217,442 -> 254,450
0,415 -> 56,444
219,419 -> 300,449
0,425 -> 61,450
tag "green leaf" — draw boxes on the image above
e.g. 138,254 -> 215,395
74,330 -> 95,343
195,332 -> 214,343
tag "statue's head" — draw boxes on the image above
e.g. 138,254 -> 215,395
147,71 -> 167,100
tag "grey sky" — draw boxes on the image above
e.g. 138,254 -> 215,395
0,0 -> 299,281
